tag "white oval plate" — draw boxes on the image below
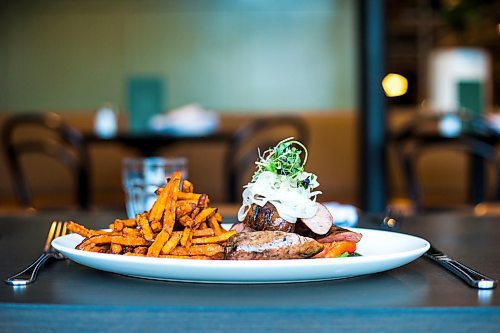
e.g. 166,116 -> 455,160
52,227 -> 430,284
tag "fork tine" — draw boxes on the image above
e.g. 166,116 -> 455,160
49,221 -> 66,252
52,221 -> 68,258
54,222 -> 63,239
43,221 -> 58,252
61,222 -> 68,237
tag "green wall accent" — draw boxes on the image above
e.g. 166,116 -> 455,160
0,0 -> 357,113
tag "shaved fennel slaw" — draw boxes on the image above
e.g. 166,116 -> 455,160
237,138 -> 321,223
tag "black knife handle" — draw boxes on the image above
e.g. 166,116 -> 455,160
425,254 -> 497,289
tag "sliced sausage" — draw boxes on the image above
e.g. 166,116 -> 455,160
296,222 -> 362,243
299,202 -> 333,235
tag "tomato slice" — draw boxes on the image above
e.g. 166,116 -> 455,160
314,241 -> 356,258
325,241 -> 356,258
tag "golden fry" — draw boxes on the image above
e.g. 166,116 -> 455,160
175,202 -> 196,218
122,227 -> 141,237
180,227 -> 193,248
182,180 -> 194,193
134,246 -> 148,255
192,207 -> 217,229
176,199 -> 198,207
159,254 -> 217,260
77,235 -> 149,250
124,252 -> 145,257
115,218 -> 137,228
67,221 -> 95,238
108,235 -> 150,246
214,212 -> 223,223
111,243 -> 123,254
169,244 -> 224,257
161,172 -> 182,235
177,192 -> 201,201
67,221 -> 112,238
190,207 -> 200,219
148,185 -> 169,224
191,230 -> 236,244
150,221 -> 162,233
147,229 -> 170,257
113,219 -> 124,232
178,215 -> 194,227
83,244 -> 109,253
208,216 -> 223,235
137,214 -> 154,241
197,194 -> 209,208
193,228 -> 215,238
160,231 -> 182,255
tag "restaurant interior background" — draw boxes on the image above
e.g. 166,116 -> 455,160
0,0 -> 499,214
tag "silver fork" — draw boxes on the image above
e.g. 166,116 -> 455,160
5,221 -> 67,286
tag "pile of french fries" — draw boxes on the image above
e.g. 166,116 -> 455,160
67,171 -> 235,259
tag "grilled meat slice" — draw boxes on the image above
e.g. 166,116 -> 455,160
225,231 -> 324,260
229,222 -> 255,233
315,225 -> 362,243
295,221 -> 362,243
299,202 -> 333,235
242,203 -> 295,232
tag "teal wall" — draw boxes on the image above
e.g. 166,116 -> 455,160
0,0 -> 357,113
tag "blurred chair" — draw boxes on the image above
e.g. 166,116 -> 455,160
225,116 -> 309,203
392,117 -> 500,212
1,112 -> 91,210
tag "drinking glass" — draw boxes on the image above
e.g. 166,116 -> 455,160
122,157 -> 188,218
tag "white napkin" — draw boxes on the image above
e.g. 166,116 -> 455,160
150,104 -> 219,136
322,202 -> 359,228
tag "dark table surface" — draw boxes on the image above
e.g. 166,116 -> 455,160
84,130 -> 233,157
1,210 -> 499,332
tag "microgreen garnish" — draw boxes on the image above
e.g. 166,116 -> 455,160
339,252 -> 361,258
252,137 -> 314,189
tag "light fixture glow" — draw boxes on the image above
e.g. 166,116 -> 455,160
382,73 -> 408,97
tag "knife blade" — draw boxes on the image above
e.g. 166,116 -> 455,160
424,244 -> 497,289
378,214 -> 497,290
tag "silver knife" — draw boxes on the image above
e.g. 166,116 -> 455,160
382,216 -> 497,289
424,245 -> 497,289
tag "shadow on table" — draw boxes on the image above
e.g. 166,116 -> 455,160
38,260 -> 429,308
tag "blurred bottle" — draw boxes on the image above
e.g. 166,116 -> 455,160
127,77 -> 165,133
94,104 -> 118,139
